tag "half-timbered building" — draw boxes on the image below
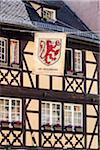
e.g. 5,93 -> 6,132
0,0 -> 99,149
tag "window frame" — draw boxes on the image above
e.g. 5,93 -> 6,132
74,49 -> 82,72
0,37 -> 20,68
10,39 -> 19,66
65,48 -> 73,72
64,103 -> 83,130
41,101 -> 62,126
0,97 -> 22,123
0,37 -> 8,64
65,48 -> 83,74
42,8 -> 56,22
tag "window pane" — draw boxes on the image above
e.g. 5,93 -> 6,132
11,99 -> 21,122
64,104 -> 82,128
74,105 -> 82,127
0,97 -> 21,123
66,48 -> 73,71
41,102 -> 50,125
43,10 -> 53,21
10,39 -> 19,64
52,103 -> 61,125
41,102 -> 61,126
64,104 -> 72,126
0,98 -> 9,121
66,50 -> 72,71
74,50 -> 82,72
0,38 -> 7,63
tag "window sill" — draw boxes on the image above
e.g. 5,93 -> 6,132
0,121 -> 22,129
65,72 -> 84,78
76,72 -> 84,76
53,126 -> 62,131
0,62 -> 8,67
11,64 -> 20,69
64,127 -> 72,132
74,127 -> 83,132
64,126 -> 83,133
41,124 -> 51,130
0,65 -> 22,71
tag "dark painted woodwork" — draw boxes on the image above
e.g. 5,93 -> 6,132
50,76 -> 52,90
22,98 -> 26,147
24,51 -> 33,55
83,103 -> 87,148
0,28 -> 34,41
68,37 -> 99,52
30,0 -> 59,9
0,85 -> 99,104
36,75 -> 39,88
86,78 -> 98,81
86,61 -> 97,64
0,25 -> 99,149
62,76 -> 65,91
39,100 -> 42,147
73,48 -> 75,72
8,38 -> 10,66
62,102 -> 64,131
27,110 -> 39,113
21,40 -> 28,53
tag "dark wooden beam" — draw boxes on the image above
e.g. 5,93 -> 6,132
68,37 -> 99,52
0,85 -> 99,104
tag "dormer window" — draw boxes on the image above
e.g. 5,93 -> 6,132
30,2 -> 56,22
43,8 -> 56,22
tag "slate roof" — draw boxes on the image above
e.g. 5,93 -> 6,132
0,0 -> 33,28
0,0 -> 99,42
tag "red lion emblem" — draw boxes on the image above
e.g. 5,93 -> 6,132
39,39 -> 61,65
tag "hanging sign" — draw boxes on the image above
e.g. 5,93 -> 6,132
33,32 -> 66,76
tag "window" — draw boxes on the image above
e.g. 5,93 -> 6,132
75,49 -> 82,72
64,105 -> 72,126
0,38 -> 7,63
0,37 -> 20,67
41,102 -> 61,126
66,48 -> 82,73
10,39 -> 19,65
0,97 -> 22,123
43,8 -> 56,22
41,102 -> 83,132
43,10 -> 53,21
66,48 -> 73,71
64,104 -> 83,129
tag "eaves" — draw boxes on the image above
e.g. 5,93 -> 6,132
32,21 -> 100,44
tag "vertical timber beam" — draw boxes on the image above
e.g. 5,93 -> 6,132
8,38 -> 10,66
50,76 -> 52,90
20,40 -> 23,87
98,53 -> 100,150
39,99 -> 41,147
83,103 -> 87,149
94,51 -> 100,149
36,75 -> 39,88
83,51 -> 86,94
22,98 -> 26,147
62,102 -> 64,131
